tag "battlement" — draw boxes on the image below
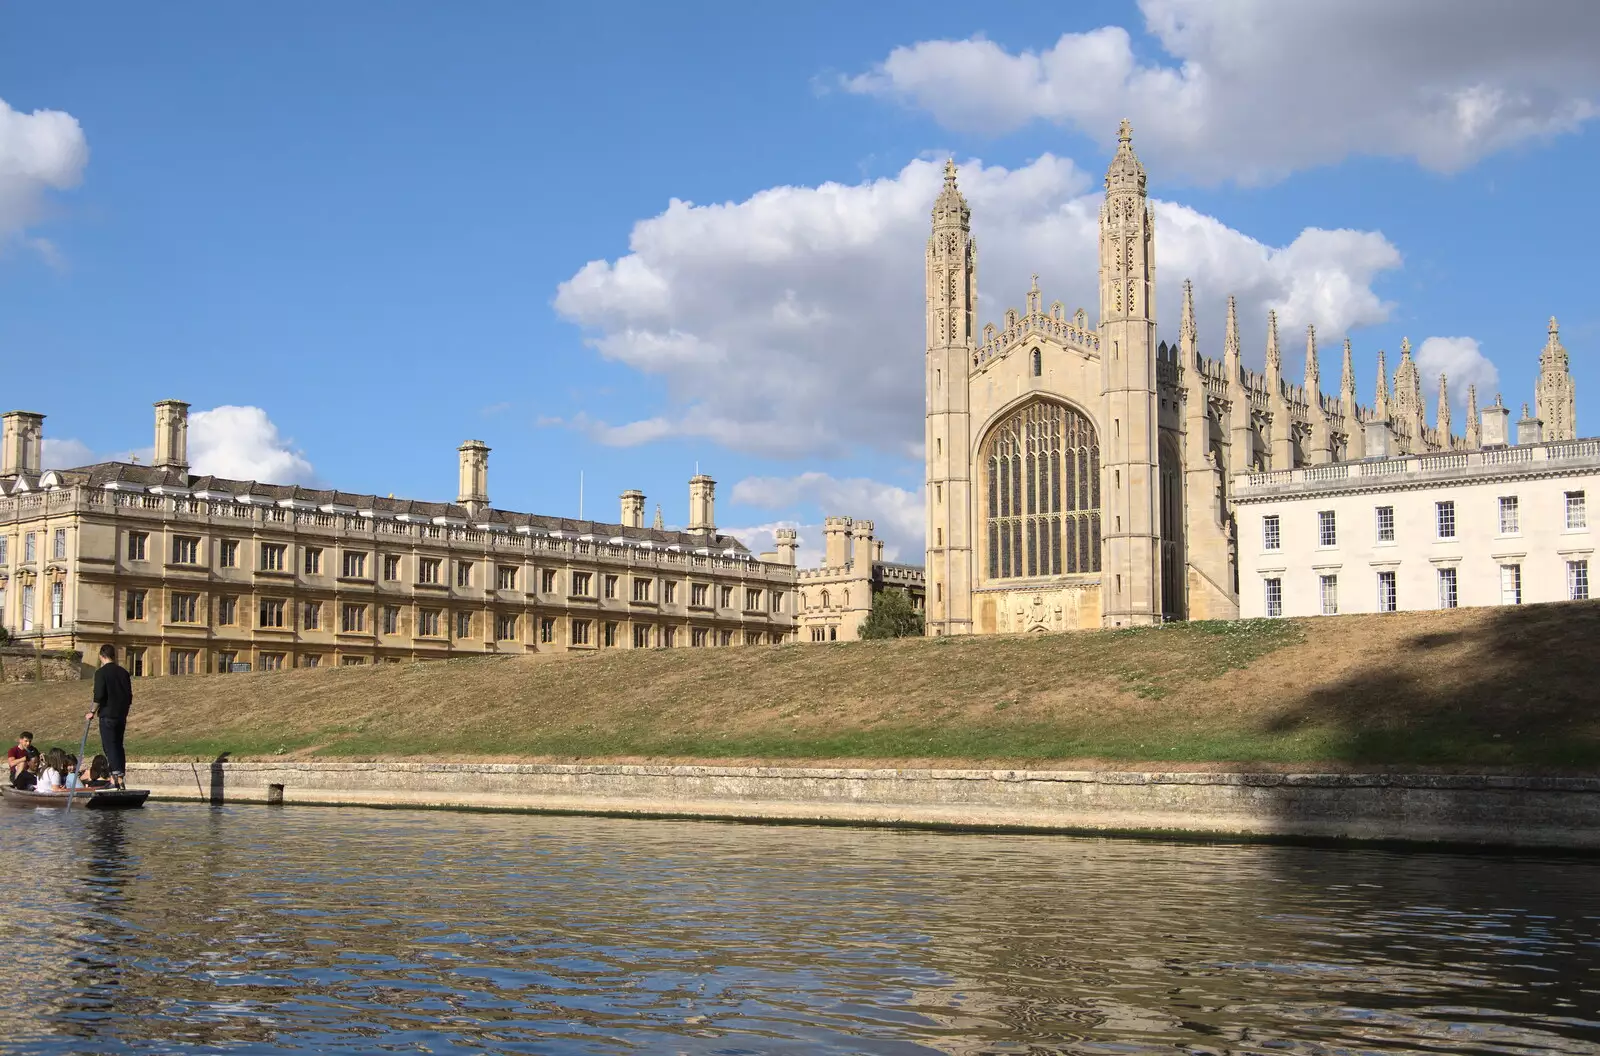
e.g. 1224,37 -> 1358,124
973,293 -> 1098,370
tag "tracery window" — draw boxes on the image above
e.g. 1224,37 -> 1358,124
984,400 -> 1100,579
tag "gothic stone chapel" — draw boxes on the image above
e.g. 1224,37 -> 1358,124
922,121 -> 1577,634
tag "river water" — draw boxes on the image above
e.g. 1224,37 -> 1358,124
2,803 -> 1596,1055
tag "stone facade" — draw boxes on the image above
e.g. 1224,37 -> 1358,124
794,517 -> 926,641
926,122 -> 1580,634
1234,435 -> 1597,618
0,403 -> 799,674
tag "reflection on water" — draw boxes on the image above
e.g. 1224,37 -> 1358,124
1,803 -> 1597,1055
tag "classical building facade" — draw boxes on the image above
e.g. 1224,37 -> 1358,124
0,401 -> 799,675
794,517 -> 926,642
925,121 -> 1581,634
1233,428 -> 1596,618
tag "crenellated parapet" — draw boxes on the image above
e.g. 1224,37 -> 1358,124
973,280 -> 1098,369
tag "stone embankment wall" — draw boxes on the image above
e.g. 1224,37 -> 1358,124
0,646 -> 87,683
126,761 -> 1600,851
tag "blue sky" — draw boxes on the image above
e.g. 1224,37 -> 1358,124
3,1 -> 1597,562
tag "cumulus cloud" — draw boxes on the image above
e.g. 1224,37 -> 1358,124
1416,336 -> 1500,408
190,406 -> 315,483
554,153 -> 1403,460
730,471 -> 924,560
39,406 -> 314,484
844,0 -> 1600,183
0,96 -> 89,252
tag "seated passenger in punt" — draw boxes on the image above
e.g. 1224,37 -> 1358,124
11,754 -> 39,791
80,755 -> 113,789
35,749 -> 68,793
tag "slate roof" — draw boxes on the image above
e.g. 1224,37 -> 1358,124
6,461 -> 751,553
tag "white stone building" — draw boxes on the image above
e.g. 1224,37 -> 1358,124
1233,415 -> 1596,618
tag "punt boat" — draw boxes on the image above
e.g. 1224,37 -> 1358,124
1,786 -> 150,810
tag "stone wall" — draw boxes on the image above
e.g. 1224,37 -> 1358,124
0,646 -> 87,683
126,761 -> 1600,851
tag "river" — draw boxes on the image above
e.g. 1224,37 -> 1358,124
2,802 -> 1596,1054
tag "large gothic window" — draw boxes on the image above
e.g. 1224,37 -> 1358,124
984,400 -> 1101,580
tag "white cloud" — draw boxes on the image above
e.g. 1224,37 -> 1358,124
730,471 -> 924,561
39,438 -> 96,471
554,153 -> 1404,461
190,406 -> 314,484
1415,336 -> 1500,408
38,406 -> 314,484
844,0 -> 1600,183
0,96 -> 89,253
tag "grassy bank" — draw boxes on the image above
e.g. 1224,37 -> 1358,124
3,601 -> 1597,772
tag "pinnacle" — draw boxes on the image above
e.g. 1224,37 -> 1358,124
943,158 -> 958,187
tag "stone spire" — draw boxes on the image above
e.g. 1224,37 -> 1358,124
1223,295 -> 1241,374
1536,315 -> 1577,440
1339,338 -> 1363,458
1302,324 -> 1332,464
652,504 -> 664,531
1436,373 -> 1452,446
1303,324 -> 1319,391
1264,310 -> 1291,469
1465,384 -> 1481,448
1392,337 -> 1425,444
1374,349 -> 1391,419
1265,309 -> 1282,378
1104,118 -> 1147,197
1223,294 -> 1251,475
1180,278 -> 1196,344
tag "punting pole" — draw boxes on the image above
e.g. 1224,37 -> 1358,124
65,710 -> 95,811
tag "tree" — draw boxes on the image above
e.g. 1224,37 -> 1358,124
858,588 -> 925,640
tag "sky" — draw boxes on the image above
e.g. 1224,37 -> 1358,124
3,0 -> 1598,565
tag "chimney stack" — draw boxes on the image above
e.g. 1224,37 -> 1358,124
1516,403 -> 1543,446
1362,419 -> 1392,460
687,474 -> 716,534
823,516 -> 852,568
0,411 -> 44,478
152,400 -> 190,472
775,527 -> 798,566
457,440 -> 490,518
620,489 -> 646,528
1480,395 -> 1512,447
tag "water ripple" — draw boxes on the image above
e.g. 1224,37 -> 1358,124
1,803 -> 1597,1054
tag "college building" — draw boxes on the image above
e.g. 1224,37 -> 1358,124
0,401 -> 800,674
924,121 -> 1583,633
1233,413 -> 1595,618
794,517 -> 926,642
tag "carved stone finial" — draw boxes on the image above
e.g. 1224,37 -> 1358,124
1118,118 -> 1132,143
1180,279 -> 1196,341
1400,336 -> 1412,360
1265,309 -> 1281,372
943,158 -> 958,187
1549,315 -> 1559,337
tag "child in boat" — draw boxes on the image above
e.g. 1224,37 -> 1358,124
36,749 -> 68,793
80,755 -> 113,789
63,754 -> 84,790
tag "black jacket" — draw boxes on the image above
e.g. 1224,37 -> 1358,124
93,662 -> 133,720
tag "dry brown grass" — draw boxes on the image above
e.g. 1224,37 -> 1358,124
3,601 -> 1596,771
